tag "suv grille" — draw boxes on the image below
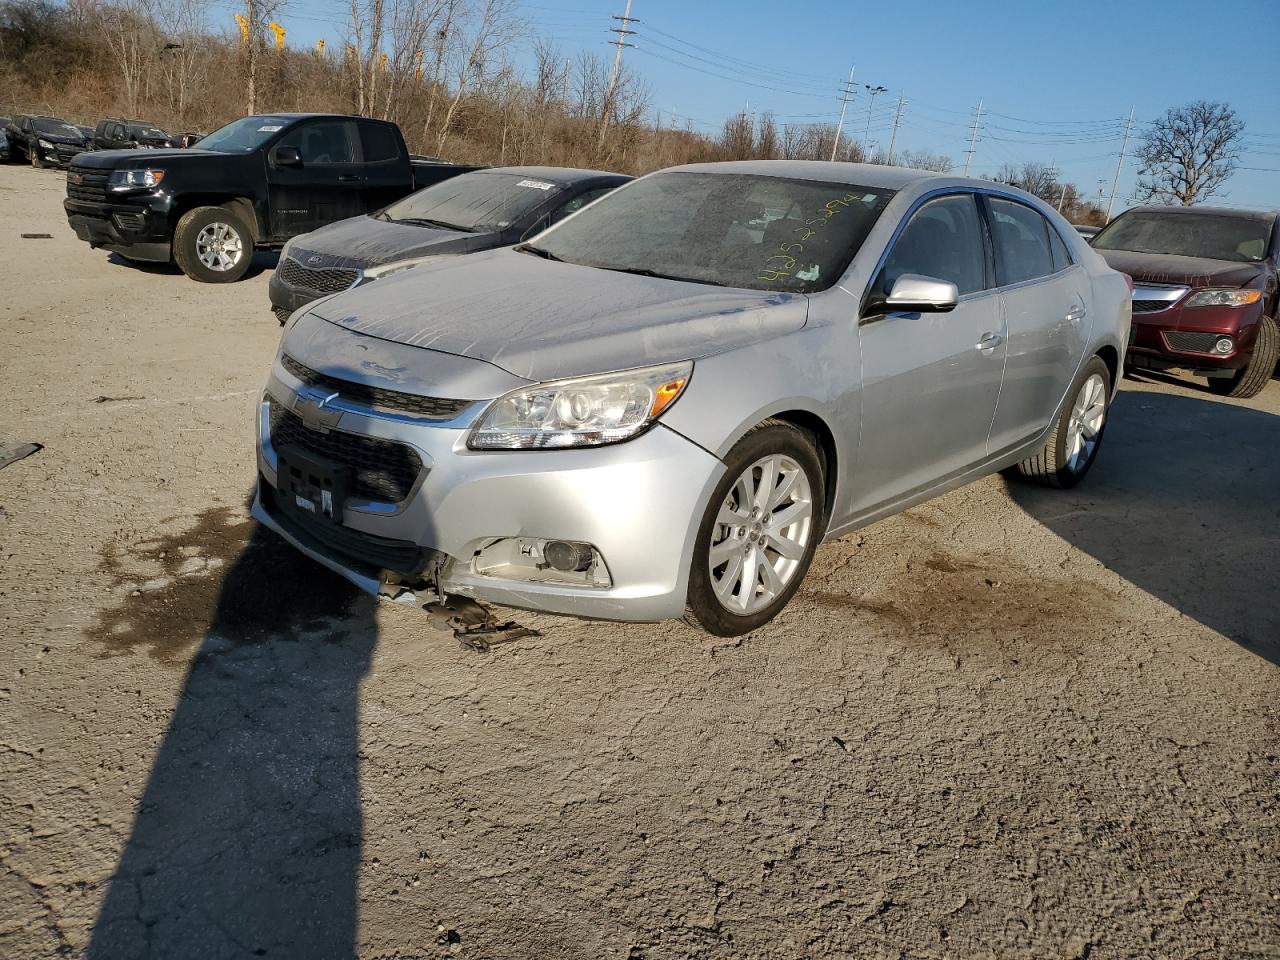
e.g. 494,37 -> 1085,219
281,354 -> 471,420
277,256 -> 359,294
267,398 -> 423,503
1163,331 -> 1224,354
67,164 -> 109,203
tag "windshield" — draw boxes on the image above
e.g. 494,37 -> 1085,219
382,172 -> 566,232
1093,212 -> 1272,263
196,116 -> 291,154
528,172 -> 894,292
128,125 -> 167,140
34,119 -> 82,139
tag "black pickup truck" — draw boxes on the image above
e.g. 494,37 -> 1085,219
64,113 -> 477,282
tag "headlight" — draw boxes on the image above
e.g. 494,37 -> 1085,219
108,168 -> 165,192
279,236 -> 296,261
1184,288 -> 1262,308
359,256 -> 441,283
468,361 -> 693,450
38,139 -> 54,149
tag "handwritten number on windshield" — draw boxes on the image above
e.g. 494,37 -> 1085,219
756,193 -> 863,285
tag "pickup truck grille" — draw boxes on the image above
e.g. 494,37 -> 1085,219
66,164 -> 109,203
268,397 -> 424,503
277,256 -> 359,294
281,354 -> 471,420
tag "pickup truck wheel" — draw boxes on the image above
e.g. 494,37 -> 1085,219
1014,356 -> 1111,489
684,420 -> 825,636
174,205 -> 253,283
1206,315 -> 1277,400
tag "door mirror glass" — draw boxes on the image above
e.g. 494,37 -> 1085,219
273,145 -> 302,168
866,273 -> 959,316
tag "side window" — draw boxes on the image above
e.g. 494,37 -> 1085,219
278,120 -> 358,164
550,186 -> 612,225
359,122 -> 398,163
988,197 -> 1055,285
1048,225 -> 1073,272
878,193 -> 987,296
114,124 -> 126,140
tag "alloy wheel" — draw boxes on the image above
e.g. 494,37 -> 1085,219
195,222 -> 244,272
1065,372 -> 1106,474
709,454 -> 814,615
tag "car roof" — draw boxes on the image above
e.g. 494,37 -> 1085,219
473,165 -> 632,185
1123,205 -> 1277,223
658,159 -> 953,191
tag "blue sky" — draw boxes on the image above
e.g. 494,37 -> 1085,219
221,0 -> 1280,210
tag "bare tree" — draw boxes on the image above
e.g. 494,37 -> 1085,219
756,111 -> 778,160
1135,101 -> 1244,206
434,0 -> 519,153
240,0 -> 284,114
895,148 -> 952,173
101,0 -> 157,117
153,0 -> 207,123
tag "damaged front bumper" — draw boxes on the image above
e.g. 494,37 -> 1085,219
253,384 -> 725,623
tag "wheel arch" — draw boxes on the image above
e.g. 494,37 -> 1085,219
1095,343 -> 1119,394
171,195 -> 261,244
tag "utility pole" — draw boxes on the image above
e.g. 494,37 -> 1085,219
1105,106 -> 1135,224
886,89 -> 905,165
830,65 -> 855,162
245,0 -> 257,114
863,84 -> 887,156
595,0 -> 637,155
962,98 -> 983,176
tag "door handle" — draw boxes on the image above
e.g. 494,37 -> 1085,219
1065,306 -> 1086,323
975,332 -> 1003,352
338,174 -> 363,183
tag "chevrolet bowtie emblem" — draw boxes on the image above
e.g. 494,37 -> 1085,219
292,391 -> 342,432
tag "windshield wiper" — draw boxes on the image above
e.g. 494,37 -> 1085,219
395,217 -> 473,232
599,266 -> 730,287
515,244 -> 566,262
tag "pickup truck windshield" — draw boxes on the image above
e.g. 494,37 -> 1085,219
528,172 -> 894,292
196,116 -> 292,154
382,171 -> 565,232
128,125 -> 167,140
34,119 -> 82,138
1093,212 -> 1272,263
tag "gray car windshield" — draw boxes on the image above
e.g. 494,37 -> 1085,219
528,172 -> 894,292
1092,212 -> 1271,263
196,116 -> 291,154
34,119 -> 82,138
382,172 -> 565,232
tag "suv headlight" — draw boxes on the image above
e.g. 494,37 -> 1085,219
468,361 -> 692,450
1184,288 -> 1262,308
38,138 -> 54,149
108,168 -> 165,192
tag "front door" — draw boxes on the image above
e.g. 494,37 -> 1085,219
266,119 -> 364,239
851,192 -> 1007,512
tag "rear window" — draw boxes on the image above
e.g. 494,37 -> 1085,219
531,172 -> 894,293
1092,211 -> 1271,263
360,122 -> 399,162
381,171 -> 566,232
988,197 -> 1055,285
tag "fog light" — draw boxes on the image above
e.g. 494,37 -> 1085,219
1214,337 -> 1233,354
544,540 -> 594,572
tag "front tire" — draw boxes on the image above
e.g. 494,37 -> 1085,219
30,147 -> 45,169
173,205 -> 253,283
684,420 -> 825,636
1206,315 -> 1277,400
1014,356 -> 1111,488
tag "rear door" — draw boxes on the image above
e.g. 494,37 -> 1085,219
851,192 -> 1007,511
356,120 -> 409,213
984,195 -> 1091,454
265,119 -> 364,239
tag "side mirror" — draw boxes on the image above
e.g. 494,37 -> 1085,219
864,273 -> 959,317
273,145 -> 302,168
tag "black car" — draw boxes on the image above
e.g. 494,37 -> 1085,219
0,118 -> 10,162
92,118 -> 171,151
5,115 -> 89,167
269,166 -> 631,322
64,113 -> 480,283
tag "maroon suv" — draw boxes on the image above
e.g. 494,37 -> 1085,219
1091,206 -> 1279,398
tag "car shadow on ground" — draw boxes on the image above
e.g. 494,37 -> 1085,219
86,514 -> 375,959
1007,388 -> 1279,667
105,249 -> 279,280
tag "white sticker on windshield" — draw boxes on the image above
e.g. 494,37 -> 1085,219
258,124 -> 283,132
516,179 -> 555,191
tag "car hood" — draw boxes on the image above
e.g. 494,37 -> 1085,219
1095,249 -> 1264,288
35,133 -> 85,146
287,215 -> 493,270
70,148 -> 224,168
308,247 -> 809,381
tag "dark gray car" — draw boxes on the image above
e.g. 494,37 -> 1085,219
268,165 -> 631,322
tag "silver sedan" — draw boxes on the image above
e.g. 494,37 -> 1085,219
254,161 -> 1131,635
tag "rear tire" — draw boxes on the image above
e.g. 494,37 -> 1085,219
1013,356 -> 1111,489
173,205 -> 253,283
1205,315 -> 1277,400
684,420 -> 825,636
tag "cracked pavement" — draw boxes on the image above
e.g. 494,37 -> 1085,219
1,164 -> 1278,958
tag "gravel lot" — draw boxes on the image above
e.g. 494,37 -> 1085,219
1,163 -> 1277,960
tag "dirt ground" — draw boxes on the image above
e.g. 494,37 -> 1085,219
1,162 -> 1277,960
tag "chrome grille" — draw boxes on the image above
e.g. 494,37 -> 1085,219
267,398 -> 423,503
280,354 -> 471,420
277,256 -> 359,294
